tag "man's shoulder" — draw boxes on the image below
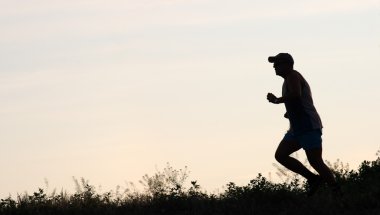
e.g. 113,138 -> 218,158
290,70 -> 302,77
286,70 -> 302,82
290,70 -> 308,83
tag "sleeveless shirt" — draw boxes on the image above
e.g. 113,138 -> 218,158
282,71 -> 323,133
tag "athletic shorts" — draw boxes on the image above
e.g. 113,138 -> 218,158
282,129 -> 322,150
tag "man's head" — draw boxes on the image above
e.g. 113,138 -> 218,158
268,53 -> 294,77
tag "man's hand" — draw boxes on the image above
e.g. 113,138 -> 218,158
267,93 -> 279,104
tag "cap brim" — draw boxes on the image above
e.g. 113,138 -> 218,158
268,56 -> 276,63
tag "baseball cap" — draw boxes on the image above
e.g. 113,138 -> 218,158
268,53 -> 294,65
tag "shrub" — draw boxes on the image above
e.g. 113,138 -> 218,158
1,154 -> 380,214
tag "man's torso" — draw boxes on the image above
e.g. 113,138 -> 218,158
282,71 -> 323,133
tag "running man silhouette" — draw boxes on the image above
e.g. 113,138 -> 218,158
266,53 -> 341,196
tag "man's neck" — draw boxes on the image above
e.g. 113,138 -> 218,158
281,69 -> 294,79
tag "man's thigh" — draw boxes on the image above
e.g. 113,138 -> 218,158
276,133 -> 302,157
297,129 -> 322,150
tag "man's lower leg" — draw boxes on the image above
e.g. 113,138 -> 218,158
277,156 -> 317,180
312,161 -> 342,196
309,159 -> 336,185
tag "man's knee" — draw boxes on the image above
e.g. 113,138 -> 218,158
275,140 -> 301,163
275,150 -> 287,163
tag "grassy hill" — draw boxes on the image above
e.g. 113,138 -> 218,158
1,155 -> 379,215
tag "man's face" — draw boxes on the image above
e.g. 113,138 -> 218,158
273,61 -> 290,76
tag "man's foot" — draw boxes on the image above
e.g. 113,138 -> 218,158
306,175 -> 322,197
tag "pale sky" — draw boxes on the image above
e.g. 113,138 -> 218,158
0,0 -> 379,197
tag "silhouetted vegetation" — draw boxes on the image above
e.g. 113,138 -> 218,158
1,155 -> 380,215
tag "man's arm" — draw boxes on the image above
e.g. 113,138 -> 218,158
272,72 -> 302,104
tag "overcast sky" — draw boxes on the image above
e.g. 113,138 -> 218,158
0,0 -> 379,196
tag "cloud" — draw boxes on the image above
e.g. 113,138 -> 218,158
1,0 -> 378,43
145,0 -> 380,26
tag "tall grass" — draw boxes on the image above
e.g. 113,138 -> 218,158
1,156 -> 379,215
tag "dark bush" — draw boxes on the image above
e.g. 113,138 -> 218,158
1,156 -> 380,215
